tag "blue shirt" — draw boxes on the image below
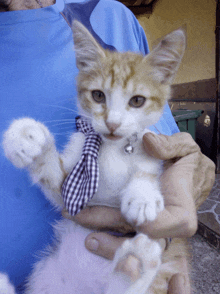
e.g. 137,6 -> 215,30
0,0 -> 179,291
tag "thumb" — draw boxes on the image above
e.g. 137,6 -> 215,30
142,132 -> 200,160
85,232 -> 128,260
168,274 -> 186,294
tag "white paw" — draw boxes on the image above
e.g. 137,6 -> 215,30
0,273 -> 16,294
113,234 -> 162,292
116,234 -> 162,270
121,192 -> 164,226
3,118 -> 54,168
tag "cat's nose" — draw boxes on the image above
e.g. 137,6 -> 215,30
105,122 -> 121,133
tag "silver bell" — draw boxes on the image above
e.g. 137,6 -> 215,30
124,144 -> 134,154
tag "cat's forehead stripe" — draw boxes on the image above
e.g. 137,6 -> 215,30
103,53 -> 142,89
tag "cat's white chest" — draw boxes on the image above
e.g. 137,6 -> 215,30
99,145 -> 131,189
90,144 -> 132,207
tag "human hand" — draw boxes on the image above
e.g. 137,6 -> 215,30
63,131 -> 215,239
139,132 -> 215,239
62,132 -> 215,293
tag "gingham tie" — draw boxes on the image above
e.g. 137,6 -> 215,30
62,116 -> 102,216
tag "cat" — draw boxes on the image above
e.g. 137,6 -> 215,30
1,21 -> 188,294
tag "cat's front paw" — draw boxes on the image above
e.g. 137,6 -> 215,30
0,273 -> 16,294
3,118 -> 54,168
121,183 -> 164,225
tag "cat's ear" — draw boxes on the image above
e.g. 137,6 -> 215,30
146,28 -> 186,84
72,20 -> 106,71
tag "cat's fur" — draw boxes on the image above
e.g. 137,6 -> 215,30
2,21 -> 188,294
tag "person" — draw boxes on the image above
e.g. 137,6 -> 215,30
0,0 -> 215,293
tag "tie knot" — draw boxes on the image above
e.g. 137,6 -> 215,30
75,116 -> 102,158
76,116 -> 96,135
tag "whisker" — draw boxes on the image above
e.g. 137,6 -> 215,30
50,127 -> 75,133
53,132 -> 74,136
45,121 -> 75,128
44,119 -> 75,123
41,103 -> 78,115
40,104 -> 92,120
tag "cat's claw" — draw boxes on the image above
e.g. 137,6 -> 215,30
3,118 -> 54,169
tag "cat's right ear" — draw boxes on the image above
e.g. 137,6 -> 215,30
72,20 -> 106,71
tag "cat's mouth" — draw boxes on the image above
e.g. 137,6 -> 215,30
103,134 -> 123,141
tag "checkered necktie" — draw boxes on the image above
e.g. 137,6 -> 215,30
62,116 -> 102,216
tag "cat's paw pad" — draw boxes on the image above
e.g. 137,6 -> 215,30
114,234 -> 162,282
3,118 -> 54,168
121,194 -> 164,226
0,273 -> 16,294
114,254 -> 142,283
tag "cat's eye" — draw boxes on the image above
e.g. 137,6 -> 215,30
92,90 -> 106,104
129,96 -> 146,108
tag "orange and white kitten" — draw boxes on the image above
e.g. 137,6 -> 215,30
2,21 -> 186,294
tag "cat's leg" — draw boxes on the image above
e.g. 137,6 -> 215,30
0,273 -> 16,294
60,131 -> 85,174
3,118 -> 65,207
121,174 -> 164,226
106,234 -> 162,294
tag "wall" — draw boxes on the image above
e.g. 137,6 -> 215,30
137,0 -> 216,84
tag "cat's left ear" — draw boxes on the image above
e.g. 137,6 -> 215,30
146,28 -> 186,84
72,20 -> 106,71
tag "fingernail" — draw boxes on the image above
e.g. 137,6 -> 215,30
86,238 -> 99,252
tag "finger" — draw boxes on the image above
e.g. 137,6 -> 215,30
143,132 -> 200,160
192,152 -> 216,209
144,132 -> 215,208
62,206 -> 134,234
85,232 -> 128,260
168,274 -> 186,294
